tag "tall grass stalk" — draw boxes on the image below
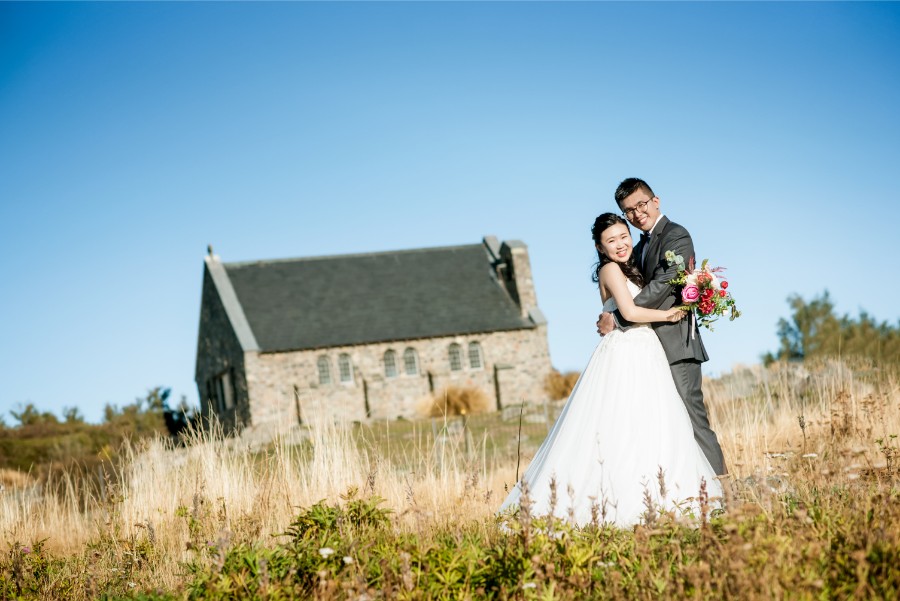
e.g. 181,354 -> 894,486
1,359 -> 898,598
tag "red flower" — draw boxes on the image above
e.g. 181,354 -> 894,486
721,281 -> 728,289
719,290 -> 727,298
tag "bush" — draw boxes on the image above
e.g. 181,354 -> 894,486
427,386 -> 489,417
544,369 -> 580,400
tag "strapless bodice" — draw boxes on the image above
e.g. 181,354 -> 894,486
602,280 -> 652,329
601,280 -> 642,313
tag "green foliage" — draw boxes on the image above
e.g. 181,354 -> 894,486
765,291 -> 900,365
177,488 -> 394,600
63,406 -> 85,424
92,481 -> 900,600
0,387 -> 175,485
10,403 -> 59,427
5,440 -> 900,599
0,539 -> 52,599
4,372 -> 900,600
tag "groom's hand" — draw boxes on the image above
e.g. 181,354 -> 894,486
597,312 -> 616,336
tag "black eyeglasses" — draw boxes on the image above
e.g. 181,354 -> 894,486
621,197 -> 656,219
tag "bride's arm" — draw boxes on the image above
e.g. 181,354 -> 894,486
600,263 -> 684,324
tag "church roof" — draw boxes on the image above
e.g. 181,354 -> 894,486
220,244 -> 535,353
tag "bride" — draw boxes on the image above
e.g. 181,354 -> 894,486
499,213 -> 723,527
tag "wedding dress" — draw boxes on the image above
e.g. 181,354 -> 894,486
499,280 -> 722,527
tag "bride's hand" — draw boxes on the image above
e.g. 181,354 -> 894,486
666,308 -> 687,323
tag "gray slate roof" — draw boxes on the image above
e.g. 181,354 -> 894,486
223,244 -> 534,353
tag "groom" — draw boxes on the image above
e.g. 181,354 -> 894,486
597,178 -> 727,476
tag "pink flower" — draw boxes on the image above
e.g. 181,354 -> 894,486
682,284 -> 701,303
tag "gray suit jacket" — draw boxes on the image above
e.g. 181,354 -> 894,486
613,216 -> 709,365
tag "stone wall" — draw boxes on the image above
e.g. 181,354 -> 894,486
499,240 -> 538,318
194,266 -> 251,432
244,326 -> 553,427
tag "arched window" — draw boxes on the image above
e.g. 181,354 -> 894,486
384,349 -> 398,378
468,341 -> 483,370
338,353 -> 354,384
403,348 -> 419,376
317,356 -> 332,385
448,343 -> 463,372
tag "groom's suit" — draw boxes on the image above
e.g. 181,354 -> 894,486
613,215 -> 726,475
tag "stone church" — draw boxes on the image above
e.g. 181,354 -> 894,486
194,236 -> 553,432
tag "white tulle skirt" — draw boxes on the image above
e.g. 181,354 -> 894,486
499,326 -> 722,527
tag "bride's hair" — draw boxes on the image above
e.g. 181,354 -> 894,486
591,213 -> 644,288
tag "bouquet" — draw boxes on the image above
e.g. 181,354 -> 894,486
665,250 -> 740,331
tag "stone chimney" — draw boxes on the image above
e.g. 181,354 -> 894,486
498,240 -> 538,319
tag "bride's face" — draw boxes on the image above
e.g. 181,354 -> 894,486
597,223 -> 633,263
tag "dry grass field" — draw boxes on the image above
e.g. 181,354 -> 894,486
1,359 -> 898,599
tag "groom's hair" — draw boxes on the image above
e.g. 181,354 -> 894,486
615,178 -> 655,207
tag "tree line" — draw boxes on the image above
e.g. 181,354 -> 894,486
764,291 -> 899,366
0,387 -> 197,483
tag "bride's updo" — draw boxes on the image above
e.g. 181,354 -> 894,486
591,212 -> 644,288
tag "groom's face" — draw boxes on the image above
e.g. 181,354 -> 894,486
619,189 -> 661,233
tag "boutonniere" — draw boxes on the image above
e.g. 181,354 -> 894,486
664,250 -> 686,273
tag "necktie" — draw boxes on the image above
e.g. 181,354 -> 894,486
639,233 -> 650,269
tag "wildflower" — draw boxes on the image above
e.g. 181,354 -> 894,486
523,582 -> 537,589
21,546 -> 31,555
318,547 -> 335,558
343,556 -> 354,565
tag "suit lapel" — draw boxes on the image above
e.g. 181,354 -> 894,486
643,216 -> 670,280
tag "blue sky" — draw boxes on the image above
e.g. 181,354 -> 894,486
2,2 -> 898,423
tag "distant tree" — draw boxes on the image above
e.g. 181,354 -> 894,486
62,406 -> 85,424
103,403 -> 121,423
163,394 -> 199,440
0,388 -> 183,481
765,291 -> 900,365
10,403 -> 59,427
102,387 -> 169,436
144,387 -> 170,412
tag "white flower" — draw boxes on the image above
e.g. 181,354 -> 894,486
686,273 -> 698,286
318,547 -> 335,558
343,556 -> 354,565
523,582 -> 537,589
